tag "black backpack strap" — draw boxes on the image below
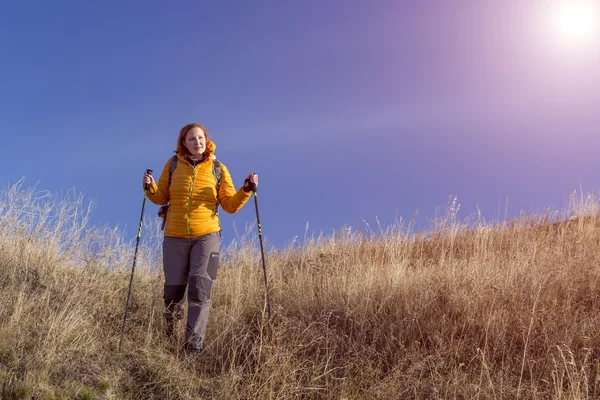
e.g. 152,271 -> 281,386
212,156 -> 222,217
168,155 -> 178,188
212,157 -> 222,193
159,155 -> 178,231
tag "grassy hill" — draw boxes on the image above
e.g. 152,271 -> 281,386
2,182 -> 600,399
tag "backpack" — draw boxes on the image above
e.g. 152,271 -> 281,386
158,154 -> 222,230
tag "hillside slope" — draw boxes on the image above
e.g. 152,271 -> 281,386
2,184 -> 600,399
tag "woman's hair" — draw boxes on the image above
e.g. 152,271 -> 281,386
175,123 -> 211,157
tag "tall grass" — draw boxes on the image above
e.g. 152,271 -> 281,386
1,181 -> 600,399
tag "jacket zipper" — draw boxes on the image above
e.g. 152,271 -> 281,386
187,164 -> 198,238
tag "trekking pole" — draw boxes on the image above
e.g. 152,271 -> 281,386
118,169 -> 152,351
249,175 -> 271,318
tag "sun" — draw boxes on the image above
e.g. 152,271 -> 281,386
552,1 -> 599,43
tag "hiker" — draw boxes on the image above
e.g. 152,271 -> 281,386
142,122 -> 258,351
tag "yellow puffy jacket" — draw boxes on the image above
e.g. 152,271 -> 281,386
147,140 -> 251,238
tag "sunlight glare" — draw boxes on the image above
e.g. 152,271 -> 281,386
553,1 -> 599,43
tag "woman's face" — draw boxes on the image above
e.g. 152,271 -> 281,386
184,127 -> 207,158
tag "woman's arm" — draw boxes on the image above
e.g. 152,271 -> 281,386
147,159 -> 171,205
217,163 -> 252,214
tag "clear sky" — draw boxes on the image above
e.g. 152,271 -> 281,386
1,1 -> 599,249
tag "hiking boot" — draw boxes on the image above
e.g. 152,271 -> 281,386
183,335 -> 204,352
164,318 -> 175,338
172,305 -> 184,321
183,342 -> 204,352
163,303 -> 184,339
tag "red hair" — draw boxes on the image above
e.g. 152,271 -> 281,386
175,123 -> 211,157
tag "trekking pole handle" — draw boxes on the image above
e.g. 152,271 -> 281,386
248,172 -> 258,192
144,169 -> 153,191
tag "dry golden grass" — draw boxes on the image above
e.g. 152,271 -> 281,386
2,181 -> 600,399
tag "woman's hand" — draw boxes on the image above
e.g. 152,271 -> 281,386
142,171 -> 155,190
243,173 -> 259,192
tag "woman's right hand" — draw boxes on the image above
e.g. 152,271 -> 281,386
142,171 -> 155,190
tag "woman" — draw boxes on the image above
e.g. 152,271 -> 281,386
143,122 -> 258,351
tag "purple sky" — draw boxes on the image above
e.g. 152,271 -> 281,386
1,0 -> 599,249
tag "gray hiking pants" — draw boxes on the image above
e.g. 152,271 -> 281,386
162,231 -> 221,347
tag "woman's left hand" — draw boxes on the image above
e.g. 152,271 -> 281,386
243,173 -> 259,192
